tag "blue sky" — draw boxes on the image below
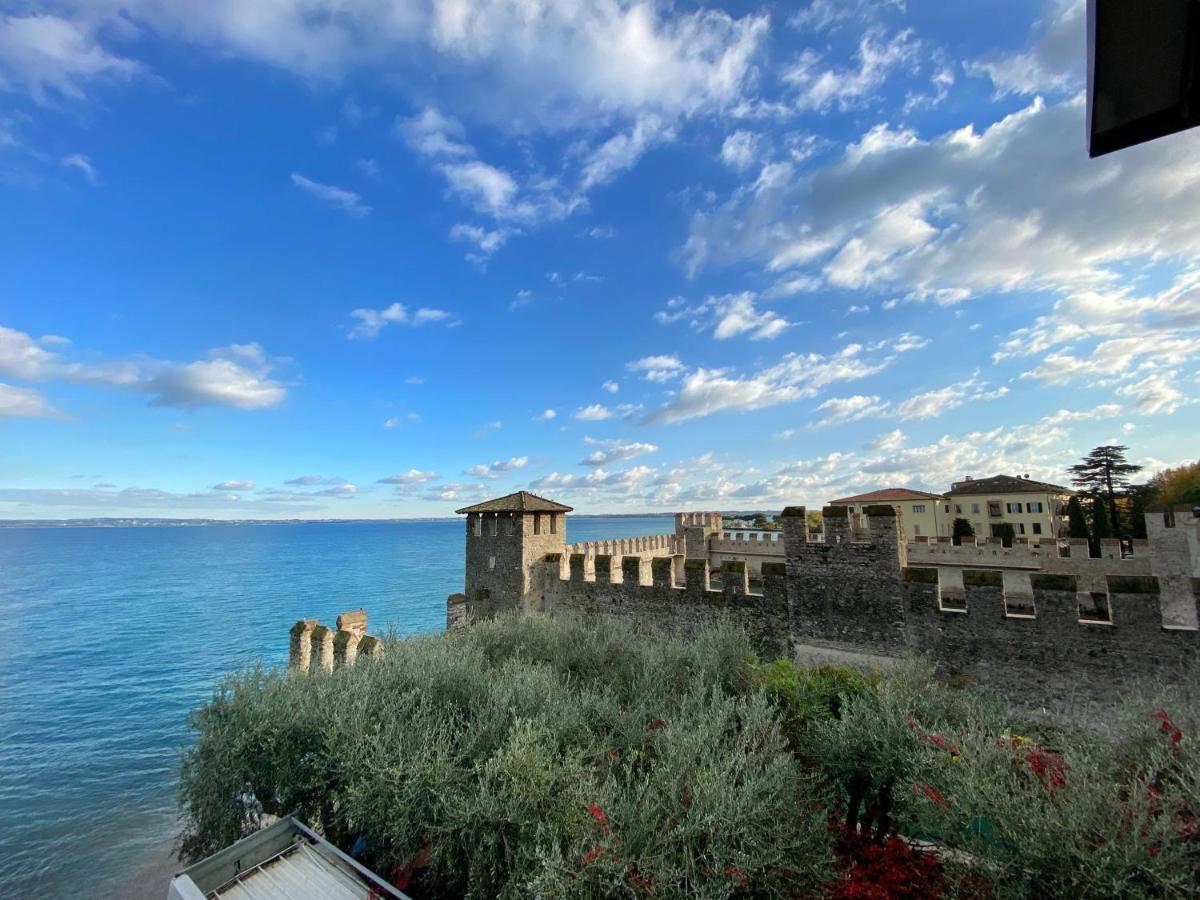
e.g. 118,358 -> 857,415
1,0 -> 1197,519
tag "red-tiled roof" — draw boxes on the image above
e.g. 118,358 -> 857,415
827,487 -> 946,504
948,475 -> 1070,496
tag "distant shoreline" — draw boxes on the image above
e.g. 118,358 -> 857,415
0,512 -> 679,528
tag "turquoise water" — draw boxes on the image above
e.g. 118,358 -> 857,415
0,516 -> 671,899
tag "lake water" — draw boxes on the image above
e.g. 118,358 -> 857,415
0,515 -> 672,899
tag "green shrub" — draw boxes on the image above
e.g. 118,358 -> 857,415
180,614 -> 833,897
181,616 -> 1200,899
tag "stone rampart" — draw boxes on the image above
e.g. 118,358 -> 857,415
288,610 -> 384,674
444,501 -> 1200,705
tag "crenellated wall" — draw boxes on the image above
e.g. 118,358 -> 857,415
288,608 -> 384,674
445,501 -> 1200,705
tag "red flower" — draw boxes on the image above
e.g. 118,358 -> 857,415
1147,845 -> 1160,859
588,803 -> 609,830
723,865 -> 748,886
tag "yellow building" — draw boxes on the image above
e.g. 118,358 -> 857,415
944,474 -> 1072,542
826,488 -> 949,540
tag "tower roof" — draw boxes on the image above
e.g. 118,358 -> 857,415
455,491 -> 573,515
827,487 -> 946,504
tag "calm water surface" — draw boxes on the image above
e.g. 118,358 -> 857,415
0,516 -> 671,899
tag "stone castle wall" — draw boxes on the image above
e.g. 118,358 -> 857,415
447,502 -> 1200,705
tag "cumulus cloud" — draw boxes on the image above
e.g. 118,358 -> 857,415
645,338 -> 924,425
290,172 -> 371,217
0,326 -> 287,411
347,302 -> 457,339
719,130 -> 761,171
626,354 -> 685,382
0,382 -> 62,419
574,404 -> 613,421
681,94 -> 1200,314
464,456 -> 528,479
535,408 -> 557,420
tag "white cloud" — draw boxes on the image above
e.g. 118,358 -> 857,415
449,222 -> 516,260
383,413 -> 421,428
581,114 -> 673,190
0,382 -> 62,419
719,130 -> 761,171
212,480 -> 254,491
284,475 -> 324,486
290,172 -> 371,217
0,327 -> 287,411
536,408 -> 557,420
645,342 -> 909,425
784,28 -> 921,113
865,428 -> 905,451
0,14 -> 143,102
61,153 -> 98,185
377,469 -> 439,486
967,0 -> 1083,97
626,354 -> 685,382
657,292 -> 790,341
789,0 -> 906,32
1117,373 -> 1188,416
814,394 -> 888,427
464,456 -> 528,479
601,380 -> 619,394
316,483 -> 358,497
581,440 -> 658,466
574,403 -> 613,421
682,94 -> 1200,312
347,302 -> 457,339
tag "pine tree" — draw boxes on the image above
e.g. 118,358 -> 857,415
951,517 -> 975,546
1068,445 -> 1142,535
1066,496 -> 1091,541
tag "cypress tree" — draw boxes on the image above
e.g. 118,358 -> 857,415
1090,497 -> 1113,555
951,517 -> 975,546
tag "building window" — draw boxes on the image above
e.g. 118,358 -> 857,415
1006,502 -> 1022,514
488,556 -> 496,570
912,504 -> 926,514
1032,522 -> 1043,535
972,503 -> 980,514
506,515 -> 514,535
955,504 -> 962,514
534,513 -> 542,535
1026,502 -> 1043,513
1017,523 -> 1026,534
471,515 -> 481,536
988,502 -> 1002,517
490,515 -> 498,536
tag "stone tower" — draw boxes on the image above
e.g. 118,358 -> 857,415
456,491 -> 572,616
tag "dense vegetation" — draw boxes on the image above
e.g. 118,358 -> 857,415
180,614 -> 1200,898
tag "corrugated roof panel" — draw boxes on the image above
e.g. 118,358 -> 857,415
214,843 -> 371,900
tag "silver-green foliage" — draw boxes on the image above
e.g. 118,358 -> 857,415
179,614 -> 834,898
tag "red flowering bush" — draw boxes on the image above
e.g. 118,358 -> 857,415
829,836 -> 945,900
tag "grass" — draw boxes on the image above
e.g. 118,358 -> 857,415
180,613 -> 1200,898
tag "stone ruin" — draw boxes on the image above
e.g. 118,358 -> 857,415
287,608 -> 384,673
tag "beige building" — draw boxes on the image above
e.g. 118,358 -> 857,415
945,474 -> 1072,542
826,488 -> 949,540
